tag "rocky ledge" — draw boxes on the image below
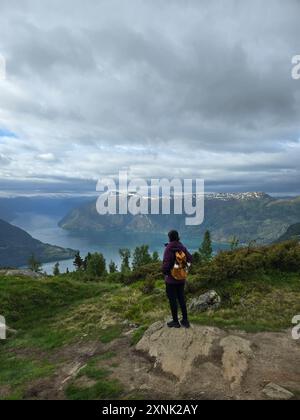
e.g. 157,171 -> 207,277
136,322 -> 300,399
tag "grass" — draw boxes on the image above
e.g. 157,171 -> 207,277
187,271 -> 300,332
65,379 -> 122,400
0,352 -> 55,400
131,326 -> 148,346
0,275 -> 122,399
65,355 -> 123,400
0,276 -> 120,328
99,325 -> 123,343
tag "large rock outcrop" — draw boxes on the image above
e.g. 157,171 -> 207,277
136,322 -> 253,390
136,321 -> 224,381
135,322 -> 300,399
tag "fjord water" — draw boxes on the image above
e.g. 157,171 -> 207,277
12,212 -> 229,275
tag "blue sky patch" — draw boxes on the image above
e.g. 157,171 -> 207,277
0,128 -> 17,138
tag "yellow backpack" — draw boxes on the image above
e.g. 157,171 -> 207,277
171,251 -> 188,281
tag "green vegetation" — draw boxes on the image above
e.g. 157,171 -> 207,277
0,238 -> 300,399
188,272 -> 300,332
0,352 -> 54,399
0,276 -> 122,399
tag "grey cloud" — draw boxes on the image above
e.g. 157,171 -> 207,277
0,0 -> 300,194
0,153 -> 11,165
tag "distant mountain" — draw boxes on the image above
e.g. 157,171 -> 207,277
0,219 -> 77,268
275,223 -> 300,243
0,195 -> 96,223
59,193 -> 300,244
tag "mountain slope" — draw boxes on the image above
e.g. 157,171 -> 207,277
275,223 -> 300,243
0,195 -> 96,223
0,219 -> 77,267
59,193 -> 300,243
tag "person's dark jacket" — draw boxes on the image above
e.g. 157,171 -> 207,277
162,241 -> 193,285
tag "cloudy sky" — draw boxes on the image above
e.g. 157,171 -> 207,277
0,0 -> 300,195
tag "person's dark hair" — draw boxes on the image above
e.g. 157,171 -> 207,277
168,230 -> 180,242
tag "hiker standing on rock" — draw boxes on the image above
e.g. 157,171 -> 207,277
162,230 -> 192,328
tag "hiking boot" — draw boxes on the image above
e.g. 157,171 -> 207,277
180,319 -> 190,328
167,320 -> 181,328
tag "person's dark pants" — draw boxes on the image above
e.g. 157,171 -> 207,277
166,283 -> 188,322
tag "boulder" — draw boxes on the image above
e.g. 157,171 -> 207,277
262,383 -> 294,400
188,290 -> 221,312
136,322 -> 255,392
136,321 -> 224,380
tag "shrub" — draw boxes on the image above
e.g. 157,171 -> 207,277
141,274 -> 156,294
121,262 -> 161,285
191,240 -> 300,289
105,271 -> 125,284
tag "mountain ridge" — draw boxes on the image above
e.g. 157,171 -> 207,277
0,219 -> 77,268
59,192 -> 300,243
275,223 -> 300,243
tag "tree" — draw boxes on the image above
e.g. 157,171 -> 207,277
109,260 -> 118,273
28,254 -> 42,273
192,251 -> 201,265
132,245 -> 152,270
73,252 -> 84,271
151,251 -> 160,263
86,253 -> 106,278
119,248 -> 131,272
83,252 -> 92,271
53,262 -> 60,276
199,230 -> 213,262
230,236 -> 240,251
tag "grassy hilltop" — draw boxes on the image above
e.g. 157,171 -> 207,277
0,240 -> 300,400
